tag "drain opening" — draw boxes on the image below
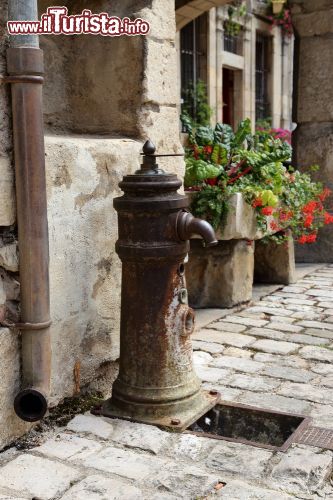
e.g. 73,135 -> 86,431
187,402 -> 310,452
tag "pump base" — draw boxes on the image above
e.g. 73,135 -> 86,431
98,390 -> 220,432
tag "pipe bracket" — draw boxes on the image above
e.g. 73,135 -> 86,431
0,75 -> 44,84
15,320 -> 52,331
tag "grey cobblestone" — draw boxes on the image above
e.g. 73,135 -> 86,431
218,316 -> 269,328
192,341 -> 225,354
208,322 -> 247,333
262,315 -> 296,323
300,345 -> 333,362
298,320 -> 333,331
226,374 -> 281,392
238,391 -> 311,414
284,333 -> 330,345
195,365 -> 231,383
202,385 -> 242,402
148,465 -> 219,498
291,310 -> 323,320
223,347 -> 253,358
109,419 -> 171,455
251,339 -> 300,355
192,329 -> 255,348
60,475 -> 143,500
318,302 -> 333,309
246,327 -> 287,341
67,414 -> 113,440
311,362 -> 333,375
171,434 -> 215,461
206,441 -> 273,479
267,322 -> 304,333
270,447 -> 333,496
218,480 -> 294,499
35,433 -> 103,461
0,455 -> 81,500
282,286 -> 310,293
301,327 -> 333,339
306,289 -> 333,298
278,382 -> 333,404
262,365 -> 315,383
246,305 -> 294,316
82,446 -> 169,480
253,352 -> 309,368
211,356 -> 264,373
193,351 -> 214,365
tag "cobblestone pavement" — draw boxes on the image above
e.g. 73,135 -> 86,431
1,266 -> 333,499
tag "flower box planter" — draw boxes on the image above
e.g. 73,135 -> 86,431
186,192 -> 296,308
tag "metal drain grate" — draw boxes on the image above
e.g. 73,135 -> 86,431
294,426 -> 333,450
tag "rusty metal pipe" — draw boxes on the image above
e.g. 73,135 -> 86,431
7,0 -> 51,422
177,212 -> 218,247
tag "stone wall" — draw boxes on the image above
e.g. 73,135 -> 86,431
291,0 -> 333,262
0,0 -> 183,448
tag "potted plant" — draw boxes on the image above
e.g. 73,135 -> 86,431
271,0 -> 287,14
183,118 -> 333,245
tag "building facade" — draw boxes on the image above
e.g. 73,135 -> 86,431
177,0 -> 294,131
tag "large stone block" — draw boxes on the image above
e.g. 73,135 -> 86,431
0,157 -> 15,227
186,239 -> 254,308
296,36 -> 333,124
45,135 -> 141,402
292,9 -> 333,37
290,0 -> 333,15
0,328 -> 31,449
254,231 -> 296,285
293,123 -> 333,263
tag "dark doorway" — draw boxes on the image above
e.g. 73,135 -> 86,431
223,68 -> 235,128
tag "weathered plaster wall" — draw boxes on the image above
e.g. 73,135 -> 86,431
291,0 -> 333,262
0,0 -> 183,448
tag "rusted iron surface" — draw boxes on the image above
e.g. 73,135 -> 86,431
8,45 -> 51,422
295,426 -> 333,451
101,142 -> 219,429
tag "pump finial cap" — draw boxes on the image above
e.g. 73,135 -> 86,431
143,139 -> 156,155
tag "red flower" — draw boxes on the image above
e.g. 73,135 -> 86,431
304,214 -> 314,228
261,207 -> 274,216
302,201 -> 317,214
319,188 -> 331,202
252,197 -> 263,208
270,221 -> 279,231
306,233 -> 317,243
206,178 -> 218,186
324,212 -> 333,224
298,235 -> 307,244
279,210 -> 293,222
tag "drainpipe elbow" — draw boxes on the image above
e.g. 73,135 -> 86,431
14,387 -> 48,422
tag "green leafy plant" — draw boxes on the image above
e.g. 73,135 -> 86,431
225,1 -> 247,36
181,80 -> 213,129
184,119 -> 333,243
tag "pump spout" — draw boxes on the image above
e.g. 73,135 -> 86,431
176,212 -> 218,247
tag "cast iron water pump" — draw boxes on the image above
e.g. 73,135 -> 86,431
101,141 -> 220,430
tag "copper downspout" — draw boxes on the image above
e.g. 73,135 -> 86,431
5,0 -> 51,421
